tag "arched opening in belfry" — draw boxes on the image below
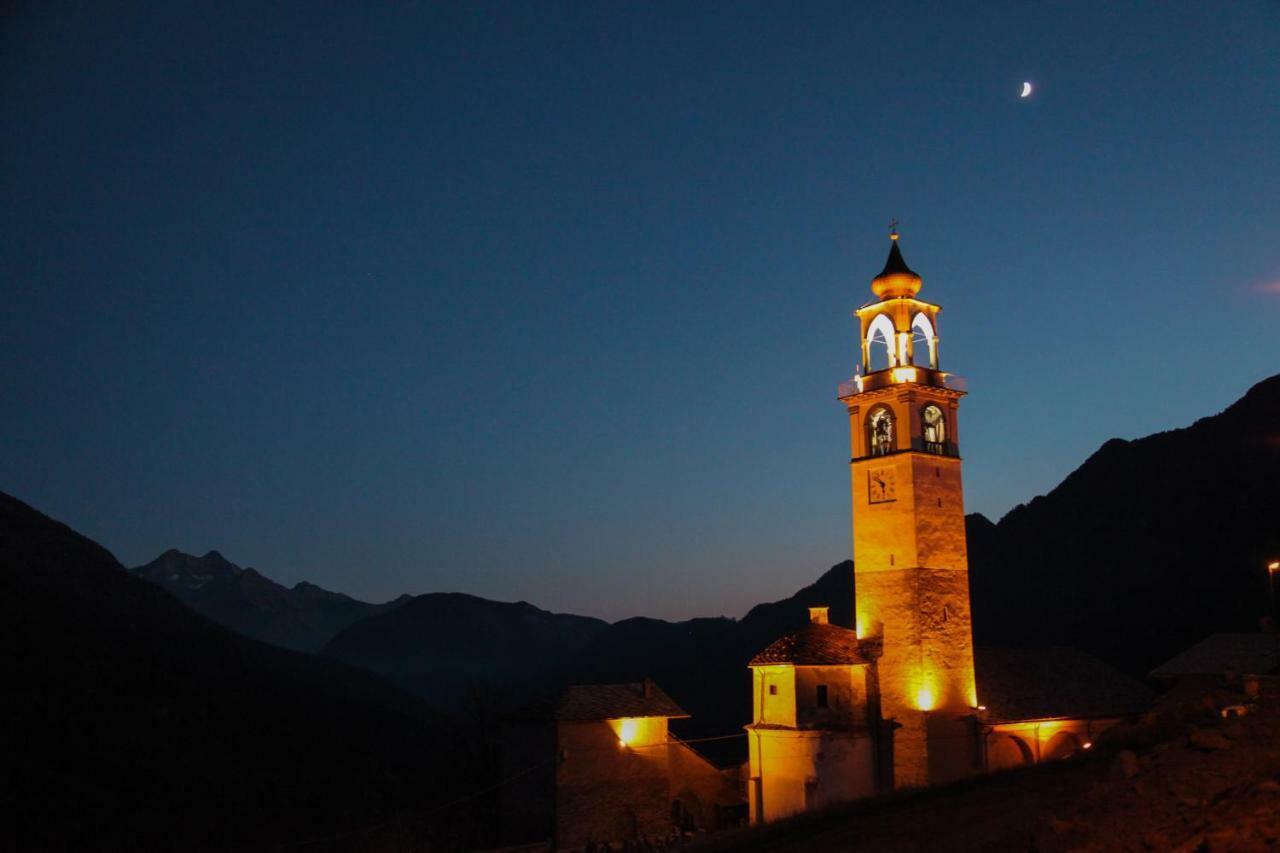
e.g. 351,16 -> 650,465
921,404 -> 947,455
865,314 -> 896,372
866,406 -> 895,457
910,313 -> 937,369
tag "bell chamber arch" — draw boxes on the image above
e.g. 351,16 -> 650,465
866,406 -> 895,457
910,312 -> 938,369
920,403 -> 947,455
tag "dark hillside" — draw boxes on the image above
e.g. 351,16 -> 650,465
324,562 -> 858,763
1,492 -> 478,852
969,374 -> 1280,673
324,591 -> 610,709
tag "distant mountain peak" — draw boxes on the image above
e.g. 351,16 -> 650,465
131,550 -> 404,652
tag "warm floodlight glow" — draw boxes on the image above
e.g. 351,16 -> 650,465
916,686 -> 935,712
617,718 -> 639,747
893,366 -> 918,384
1082,741 -> 1094,750
1269,561 -> 1280,572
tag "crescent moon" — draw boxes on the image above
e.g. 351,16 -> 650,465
1020,81 -> 1033,98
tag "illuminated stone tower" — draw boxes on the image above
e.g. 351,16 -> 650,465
838,230 -> 979,789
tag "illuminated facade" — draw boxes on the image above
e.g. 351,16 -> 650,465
746,234 -> 979,822
744,232 -> 1150,824
844,232 -> 979,789
745,607 -> 878,822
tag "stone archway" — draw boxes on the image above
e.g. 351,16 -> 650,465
987,733 -> 1034,770
1044,731 -> 1083,761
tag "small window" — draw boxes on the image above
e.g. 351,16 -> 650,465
768,684 -> 778,696
816,685 -> 829,708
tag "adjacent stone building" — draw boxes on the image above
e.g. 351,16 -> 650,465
745,606 -> 880,822
501,680 -> 742,849
977,646 -> 1151,769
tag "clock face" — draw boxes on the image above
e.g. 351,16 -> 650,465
868,466 -> 896,503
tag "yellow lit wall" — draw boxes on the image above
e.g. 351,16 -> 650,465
752,665 -> 797,727
747,728 -> 875,823
608,716 -> 668,748
746,662 -> 876,823
846,382 -> 978,789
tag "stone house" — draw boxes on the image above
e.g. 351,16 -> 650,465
500,680 -> 741,850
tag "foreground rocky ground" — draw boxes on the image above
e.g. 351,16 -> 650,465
706,678 -> 1280,852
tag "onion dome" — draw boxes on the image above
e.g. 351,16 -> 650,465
870,235 -> 922,299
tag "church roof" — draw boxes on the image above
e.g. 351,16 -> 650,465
976,646 -> 1152,724
877,238 -> 917,279
870,236 -> 923,299
522,680 -> 689,722
749,622 -> 868,666
1150,633 -> 1280,679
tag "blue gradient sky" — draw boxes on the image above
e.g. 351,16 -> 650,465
3,2 -> 1278,621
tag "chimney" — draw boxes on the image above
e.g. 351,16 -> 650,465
808,606 -> 830,625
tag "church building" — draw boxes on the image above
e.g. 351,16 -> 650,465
746,232 -> 1148,823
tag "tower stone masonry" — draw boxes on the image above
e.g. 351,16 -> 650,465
743,232 -> 1147,824
840,232 -> 979,788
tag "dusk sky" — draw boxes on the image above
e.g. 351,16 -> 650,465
3,1 -> 1278,621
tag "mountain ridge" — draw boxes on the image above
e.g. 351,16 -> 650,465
131,547 -> 408,652
126,375 -> 1280,729
1,490 -> 481,852
970,373 -> 1280,671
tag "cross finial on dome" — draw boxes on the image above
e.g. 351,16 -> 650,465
889,217 -> 900,241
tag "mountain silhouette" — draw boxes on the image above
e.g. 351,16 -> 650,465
132,548 -> 409,652
323,561 -> 859,762
319,376 -> 1280,759
68,374 -> 1279,783
2,491 -> 479,852
323,592 -> 609,708
968,373 -> 1280,673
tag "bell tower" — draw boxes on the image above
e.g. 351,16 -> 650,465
839,230 -> 979,789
